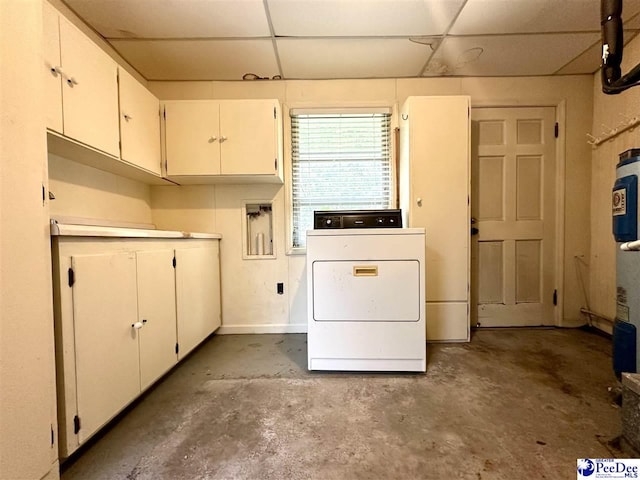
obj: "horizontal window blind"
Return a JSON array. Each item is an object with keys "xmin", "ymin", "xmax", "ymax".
[{"xmin": 291, "ymin": 112, "xmax": 392, "ymax": 248}]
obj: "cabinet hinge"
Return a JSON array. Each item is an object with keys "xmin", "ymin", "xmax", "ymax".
[
  {"xmin": 553, "ymin": 289, "xmax": 558, "ymax": 306},
  {"xmin": 68, "ymin": 267, "xmax": 75, "ymax": 287},
  {"xmin": 42, "ymin": 184, "xmax": 46, "ymax": 204},
  {"xmin": 554, "ymin": 122, "xmax": 559, "ymax": 138},
  {"xmin": 163, "ymin": 107, "xmax": 166, "ymax": 120},
  {"xmin": 175, "ymin": 343, "xmax": 179, "ymax": 354},
  {"xmin": 274, "ymin": 107, "xmax": 276, "ymax": 119},
  {"xmin": 274, "ymin": 158, "xmax": 278, "ymax": 171},
  {"xmin": 73, "ymin": 415, "xmax": 80, "ymax": 434},
  {"xmin": 172, "ymin": 256, "xmax": 176, "ymax": 268}
]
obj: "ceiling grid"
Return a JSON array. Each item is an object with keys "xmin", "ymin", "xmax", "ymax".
[{"xmin": 62, "ymin": 0, "xmax": 640, "ymax": 81}]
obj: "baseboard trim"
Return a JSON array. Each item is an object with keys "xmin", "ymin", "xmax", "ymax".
[{"xmin": 217, "ymin": 324, "xmax": 307, "ymax": 334}]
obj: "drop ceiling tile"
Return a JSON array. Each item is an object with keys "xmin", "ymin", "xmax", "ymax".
[
  {"xmin": 450, "ymin": 0, "xmax": 602, "ymax": 34},
  {"xmin": 110, "ymin": 39, "xmax": 280, "ymax": 80},
  {"xmin": 556, "ymin": 30, "xmax": 640, "ymax": 75},
  {"xmin": 425, "ymin": 33, "xmax": 600, "ymax": 76},
  {"xmin": 554, "ymin": 41, "xmax": 600, "ymax": 75},
  {"xmin": 626, "ymin": 12, "xmax": 640, "ymax": 30},
  {"xmin": 277, "ymin": 38, "xmax": 433, "ymax": 79},
  {"xmin": 65, "ymin": 0, "xmax": 271, "ymax": 38},
  {"xmin": 267, "ymin": 0, "xmax": 465, "ymax": 36}
]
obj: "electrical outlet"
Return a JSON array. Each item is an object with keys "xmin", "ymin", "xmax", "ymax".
[{"xmin": 277, "ymin": 282, "xmax": 284, "ymax": 295}]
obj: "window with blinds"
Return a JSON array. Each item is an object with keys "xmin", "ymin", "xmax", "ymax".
[{"xmin": 290, "ymin": 110, "xmax": 393, "ymax": 248}]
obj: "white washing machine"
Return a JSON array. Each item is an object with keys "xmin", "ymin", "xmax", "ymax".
[{"xmin": 306, "ymin": 212, "xmax": 426, "ymax": 372}]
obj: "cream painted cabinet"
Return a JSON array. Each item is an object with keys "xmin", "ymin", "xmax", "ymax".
[
  {"xmin": 219, "ymin": 100, "xmax": 281, "ymax": 175},
  {"xmin": 165, "ymin": 101, "xmax": 220, "ymax": 175},
  {"xmin": 136, "ymin": 250, "xmax": 178, "ymax": 390},
  {"xmin": 52, "ymin": 235, "xmax": 221, "ymax": 458},
  {"xmin": 43, "ymin": 0, "xmax": 63, "ymax": 132},
  {"xmin": 43, "ymin": 9, "xmax": 120, "ymax": 157},
  {"xmin": 118, "ymin": 68, "xmax": 162, "ymax": 175},
  {"xmin": 163, "ymin": 99, "xmax": 283, "ymax": 183},
  {"xmin": 60, "ymin": 249, "xmax": 178, "ymax": 452},
  {"xmin": 399, "ymin": 96, "xmax": 471, "ymax": 342},
  {"xmin": 71, "ymin": 252, "xmax": 140, "ymax": 445},
  {"xmin": 175, "ymin": 244, "xmax": 221, "ymax": 359}
]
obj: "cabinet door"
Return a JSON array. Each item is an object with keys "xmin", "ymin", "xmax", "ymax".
[
  {"xmin": 59, "ymin": 17, "xmax": 119, "ymax": 157},
  {"xmin": 43, "ymin": 1, "xmax": 63, "ymax": 133},
  {"xmin": 165, "ymin": 101, "xmax": 220, "ymax": 175},
  {"xmin": 175, "ymin": 244, "xmax": 221, "ymax": 358},
  {"xmin": 219, "ymin": 100, "xmax": 279, "ymax": 175},
  {"xmin": 71, "ymin": 253, "xmax": 139, "ymax": 444},
  {"xmin": 136, "ymin": 250, "xmax": 177, "ymax": 390},
  {"xmin": 408, "ymin": 96, "xmax": 470, "ymax": 303},
  {"xmin": 119, "ymin": 68, "xmax": 161, "ymax": 175}
]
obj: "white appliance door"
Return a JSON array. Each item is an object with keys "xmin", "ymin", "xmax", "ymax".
[{"xmin": 312, "ymin": 260, "xmax": 420, "ymax": 321}]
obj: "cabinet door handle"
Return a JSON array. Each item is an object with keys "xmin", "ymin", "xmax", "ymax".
[
  {"xmin": 50, "ymin": 65, "xmax": 64, "ymax": 77},
  {"xmin": 416, "ymin": 197, "xmax": 422, "ymax": 206},
  {"xmin": 66, "ymin": 77, "xmax": 78, "ymax": 87},
  {"xmin": 123, "ymin": 114, "xmax": 133, "ymax": 121},
  {"xmin": 208, "ymin": 136, "xmax": 217, "ymax": 143},
  {"xmin": 219, "ymin": 136, "xmax": 227, "ymax": 143},
  {"xmin": 132, "ymin": 322, "xmax": 143, "ymax": 330}
]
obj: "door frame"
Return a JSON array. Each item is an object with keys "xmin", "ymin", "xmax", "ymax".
[{"xmin": 470, "ymin": 99, "xmax": 566, "ymax": 327}]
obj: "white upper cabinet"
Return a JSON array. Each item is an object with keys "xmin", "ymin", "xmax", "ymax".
[
  {"xmin": 165, "ymin": 100, "xmax": 221, "ymax": 176},
  {"xmin": 163, "ymin": 99, "xmax": 283, "ymax": 184},
  {"xmin": 59, "ymin": 15, "xmax": 120, "ymax": 157},
  {"xmin": 219, "ymin": 100, "xmax": 280, "ymax": 175},
  {"xmin": 43, "ymin": 1, "xmax": 63, "ymax": 133},
  {"xmin": 118, "ymin": 68, "xmax": 161, "ymax": 175}
]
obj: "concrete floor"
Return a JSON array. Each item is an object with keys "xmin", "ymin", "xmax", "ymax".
[{"xmin": 61, "ymin": 328, "xmax": 621, "ymax": 480}]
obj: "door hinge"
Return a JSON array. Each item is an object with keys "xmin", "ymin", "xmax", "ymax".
[
  {"xmin": 73, "ymin": 415, "xmax": 80, "ymax": 434},
  {"xmin": 172, "ymin": 256, "xmax": 176, "ymax": 268},
  {"xmin": 554, "ymin": 122, "xmax": 559, "ymax": 138},
  {"xmin": 42, "ymin": 184, "xmax": 46, "ymax": 204},
  {"xmin": 51, "ymin": 425, "xmax": 55, "ymax": 446},
  {"xmin": 68, "ymin": 267, "xmax": 75, "ymax": 287},
  {"xmin": 553, "ymin": 289, "xmax": 558, "ymax": 306},
  {"xmin": 163, "ymin": 107, "xmax": 166, "ymax": 120},
  {"xmin": 274, "ymin": 107, "xmax": 276, "ymax": 119},
  {"xmin": 175, "ymin": 343, "xmax": 179, "ymax": 354}
]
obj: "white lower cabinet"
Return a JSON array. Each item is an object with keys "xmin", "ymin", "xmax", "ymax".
[
  {"xmin": 52, "ymin": 236, "xmax": 221, "ymax": 458},
  {"xmin": 136, "ymin": 250, "xmax": 178, "ymax": 390},
  {"xmin": 176, "ymin": 245, "xmax": 221, "ymax": 359},
  {"xmin": 71, "ymin": 252, "xmax": 140, "ymax": 445}
]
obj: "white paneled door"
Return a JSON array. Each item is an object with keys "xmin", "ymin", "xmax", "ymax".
[{"xmin": 471, "ymin": 107, "xmax": 557, "ymax": 327}]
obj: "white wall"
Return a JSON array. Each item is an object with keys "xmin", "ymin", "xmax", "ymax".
[
  {"xmin": 48, "ymin": 154, "xmax": 153, "ymax": 226},
  {"xmin": 150, "ymin": 75, "xmax": 594, "ymax": 331},
  {"xmin": 0, "ymin": 1, "xmax": 59, "ymax": 478},
  {"xmin": 590, "ymin": 34, "xmax": 640, "ymax": 333}
]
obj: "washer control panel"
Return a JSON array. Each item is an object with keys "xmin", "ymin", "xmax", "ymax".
[{"xmin": 314, "ymin": 209, "xmax": 402, "ymax": 229}]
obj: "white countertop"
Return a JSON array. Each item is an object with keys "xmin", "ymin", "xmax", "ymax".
[{"xmin": 50, "ymin": 221, "xmax": 222, "ymax": 239}]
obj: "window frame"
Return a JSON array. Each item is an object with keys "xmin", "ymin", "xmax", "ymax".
[{"xmin": 284, "ymin": 104, "xmax": 399, "ymax": 254}]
